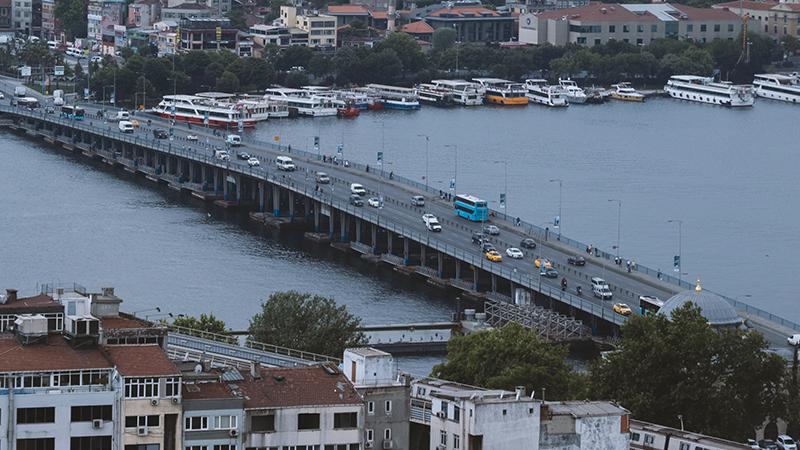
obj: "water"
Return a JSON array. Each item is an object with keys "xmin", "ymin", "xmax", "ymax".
[{"xmin": 1, "ymin": 98, "xmax": 798, "ymax": 377}]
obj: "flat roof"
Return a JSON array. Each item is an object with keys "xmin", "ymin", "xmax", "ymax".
[
  {"xmin": 103, "ymin": 344, "xmax": 179, "ymax": 377},
  {"xmin": 346, "ymin": 347, "xmax": 391, "ymax": 357},
  {"xmin": 545, "ymin": 400, "xmax": 629, "ymax": 417}
]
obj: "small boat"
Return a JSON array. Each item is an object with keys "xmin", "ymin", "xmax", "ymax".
[
  {"xmin": 524, "ymin": 79, "xmax": 568, "ymax": 107},
  {"xmin": 337, "ymin": 105, "xmax": 360, "ymax": 118},
  {"xmin": 381, "ymin": 98, "xmax": 420, "ymax": 110},
  {"xmin": 610, "ymin": 83, "xmax": 645, "ymax": 102},
  {"xmin": 558, "ymin": 78, "xmax": 588, "ymax": 104},
  {"xmin": 366, "ymin": 84, "xmax": 421, "ymax": 110},
  {"xmin": 664, "ymin": 75, "xmax": 754, "ymax": 107},
  {"xmin": 417, "ymin": 83, "xmax": 454, "ymax": 106},
  {"xmin": 472, "ymin": 78, "xmax": 528, "ymax": 106},
  {"xmin": 430, "ymin": 79, "xmax": 483, "ymax": 106}
]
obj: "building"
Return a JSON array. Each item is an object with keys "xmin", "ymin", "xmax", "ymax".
[
  {"xmin": 128, "ymin": 0, "xmax": 161, "ymax": 28},
  {"xmin": 630, "ymin": 420, "xmax": 753, "ymax": 449},
  {"xmin": 402, "ymin": 20, "xmax": 435, "ymax": 41},
  {"xmin": 411, "ymin": 2, "xmax": 516, "ymax": 43},
  {"xmin": 0, "ymin": 288, "xmax": 63, "ymax": 333},
  {"xmin": 410, "ymin": 378, "xmax": 541, "ymax": 450},
  {"xmin": 325, "ymin": 4, "xmax": 372, "ymax": 27},
  {"xmin": 0, "ymin": 0, "xmax": 10, "ymax": 30},
  {"xmin": 249, "ymin": 24, "xmax": 291, "ymax": 46},
  {"xmin": 180, "ymin": 365, "xmax": 245, "ymax": 450},
  {"xmin": 87, "ymin": 0, "xmax": 127, "ymax": 44},
  {"xmin": 539, "ymin": 401, "xmax": 630, "ymax": 450},
  {"xmin": 177, "ymin": 17, "xmax": 241, "ymax": 52},
  {"xmin": 343, "ymin": 348, "xmax": 411, "ymax": 450},
  {"xmin": 166, "ymin": 0, "xmax": 231, "ymax": 17},
  {"xmin": 40, "ymin": 0, "xmax": 59, "ymax": 41},
  {"xmin": 10, "ymin": 0, "xmax": 40, "ymax": 34},
  {"xmin": 714, "ymin": 0, "xmax": 800, "ymax": 41},
  {"xmin": 657, "ymin": 280, "xmax": 743, "ymax": 328},
  {"xmin": 239, "ymin": 364, "xmax": 364, "ymax": 449},
  {"xmin": 161, "ymin": 3, "xmax": 215, "ymax": 21},
  {"xmin": 519, "ymin": 2, "xmax": 741, "ymax": 47},
  {"xmin": 279, "ymin": 6, "xmax": 337, "ymax": 47}
]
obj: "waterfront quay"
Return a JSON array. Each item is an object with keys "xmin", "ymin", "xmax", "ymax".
[{"xmin": 1, "ymin": 103, "xmax": 798, "ymax": 347}]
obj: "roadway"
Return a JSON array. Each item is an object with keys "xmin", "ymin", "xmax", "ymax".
[{"xmin": 1, "ymin": 76, "xmax": 795, "ymax": 353}]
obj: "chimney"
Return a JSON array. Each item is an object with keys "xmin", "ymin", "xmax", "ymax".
[
  {"xmin": 57, "ymin": 287, "xmax": 64, "ymax": 297},
  {"xmin": 5, "ymin": 289, "xmax": 17, "ymax": 303},
  {"xmin": 250, "ymin": 361, "xmax": 262, "ymax": 379},
  {"xmin": 515, "ymin": 386, "xmax": 526, "ymax": 400}
]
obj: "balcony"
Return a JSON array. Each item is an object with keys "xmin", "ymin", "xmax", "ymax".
[{"xmin": 410, "ymin": 398, "xmax": 431, "ymax": 424}]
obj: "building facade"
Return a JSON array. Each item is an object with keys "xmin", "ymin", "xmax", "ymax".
[
  {"xmin": 87, "ymin": 0, "xmax": 127, "ymax": 44},
  {"xmin": 166, "ymin": 0, "xmax": 231, "ymax": 17},
  {"xmin": 411, "ymin": 2, "xmax": 516, "ymax": 43},
  {"xmin": 181, "ymin": 369, "xmax": 245, "ymax": 450},
  {"xmin": 539, "ymin": 401, "xmax": 630, "ymax": 450},
  {"xmin": 714, "ymin": 0, "xmax": 800, "ymax": 41},
  {"xmin": 279, "ymin": 6, "xmax": 337, "ymax": 47},
  {"xmin": 520, "ymin": 2, "xmax": 741, "ymax": 47},
  {"xmin": 128, "ymin": 0, "xmax": 161, "ymax": 29}
]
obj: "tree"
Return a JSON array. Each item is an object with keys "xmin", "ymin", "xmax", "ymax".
[
  {"xmin": 227, "ymin": 7, "xmax": 249, "ymax": 31},
  {"xmin": 432, "ymin": 322, "xmax": 584, "ymax": 400},
  {"xmin": 432, "ymin": 27, "xmax": 457, "ymax": 52},
  {"xmin": 590, "ymin": 304, "xmax": 786, "ymax": 442},
  {"xmin": 171, "ymin": 313, "xmax": 235, "ymax": 344},
  {"xmin": 216, "ymin": 70, "xmax": 241, "ymax": 92},
  {"xmin": 284, "ymin": 70, "xmax": 309, "ymax": 88},
  {"xmin": 277, "ymin": 45, "xmax": 313, "ymax": 71},
  {"xmin": 248, "ymin": 291, "xmax": 367, "ymax": 358},
  {"xmin": 377, "ymin": 32, "xmax": 426, "ymax": 75},
  {"xmin": 54, "ymin": 0, "xmax": 87, "ymax": 40}
]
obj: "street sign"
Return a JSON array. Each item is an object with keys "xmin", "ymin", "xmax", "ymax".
[
  {"xmin": 499, "ymin": 193, "xmax": 506, "ymax": 207},
  {"xmin": 673, "ymin": 255, "xmax": 681, "ymax": 272},
  {"xmin": 20, "ymin": 66, "xmax": 31, "ymax": 77},
  {"xmin": 54, "ymin": 65, "xmax": 64, "ymax": 76},
  {"xmin": 215, "ymin": 27, "xmax": 222, "ymax": 41},
  {"xmin": 175, "ymin": 28, "xmax": 181, "ymax": 47},
  {"xmin": 377, "ymin": 151, "xmax": 383, "ymax": 162}
]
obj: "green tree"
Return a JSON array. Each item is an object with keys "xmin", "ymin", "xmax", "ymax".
[
  {"xmin": 307, "ymin": 54, "xmax": 332, "ymax": 78},
  {"xmin": 216, "ymin": 70, "xmax": 241, "ymax": 92},
  {"xmin": 227, "ymin": 7, "xmax": 249, "ymax": 31},
  {"xmin": 377, "ymin": 32, "xmax": 426, "ymax": 75},
  {"xmin": 432, "ymin": 322, "xmax": 584, "ymax": 400},
  {"xmin": 284, "ymin": 70, "xmax": 310, "ymax": 88},
  {"xmin": 54, "ymin": 0, "xmax": 88, "ymax": 40},
  {"xmin": 171, "ymin": 313, "xmax": 236, "ymax": 344},
  {"xmin": 590, "ymin": 304, "xmax": 786, "ymax": 442},
  {"xmin": 432, "ymin": 27, "xmax": 457, "ymax": 52},
  {"xmin": 248, "ymin": 291, "xmax": 367, "ymax": 358},
  {"xmin": 361, "ymin": 49, "xmax": 403, "ymax": 84},
  {"xmin": 277, "ymin": 45, "xmax": 313, "ymax": 71}
]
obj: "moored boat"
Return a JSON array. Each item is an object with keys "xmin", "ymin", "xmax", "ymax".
[
  {"xmin": 152, "ymin": 95, "xmax": 257, "ymax": 128},
  {"xmin": 417, "ymin": 83, "xmax": 454, "ymax": 106},
  {"xmin": 365, "ymin": 84, "xmax": 421, "ymax": 110},
  {"xmin": 430, "ymin": 79, "xmax": 483, "ymax": 106},
  {"xmin": 472, "ymin": 78, "xmax": 528, "ymax": 105},
  {"xmin": 558, "ymin": 78, "xmax": 588, "ymax": 104},
  {"xmin": 610, "ymin": 83, "xmax": 645, "ymax": 102},
  {"xmin": 752, "ymin": 73, "xmax": 800, "ymax": 103},
  {"xmin": 524, "ymin": 79, "xmax": 568, "ymax": 107},
  {"xmin": 664, "ymin": 75, "xmax": 754, "ymax": 107}
]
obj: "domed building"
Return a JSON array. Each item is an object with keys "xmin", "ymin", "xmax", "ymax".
[{"xmin": 658, "ymin": 280, "xmax": 742, "ymax": 327}]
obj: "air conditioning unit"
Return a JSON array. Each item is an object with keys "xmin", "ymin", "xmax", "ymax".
[
  {"xmin": 436, "ymin": 445, "xmax": 447, "ymax": 450},
  {"xmin": 137, "ymin": 426, "xmax": 149, "ymax": 436},
  {"xmin": 171, "ymin": 397, "xmax": 180, "ymax": 404},
  {"xmin": 365, "ymin": 442, "xmax": 374, "ymax": 449},
  {"xmin": 92, "ymin": 419, "xmax": 103, "ymax": 429},
  {"xmin": 382, "ymin": 440, "xmax": 394, "ymax": 449},
  {"xmin": 228, "ymin": 429, "xmax": 238, "ymax": 437},
  {"xmin": 436, "ymin": 411, "xmax": 446, "ymax": 418},
  {"xmin": 150, "ymin": 399, "xmax": 159, "ymax": 406}
]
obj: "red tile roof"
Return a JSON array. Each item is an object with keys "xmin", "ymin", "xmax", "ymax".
[
  {"xmin": 428, "ymin": 5, "xmax": 501, "ymax": 17},
  {"xmin": 538, "ymin": 3, "xmax": 658, "ymax": 22},
  {"xmin": 402, "ymin": 20, "xmax": 434, "ymax": 33},
  {"xmin": 0, "ymin": 335, "xmax": 112, "ymax": 373},
  {"xmin": 713, "ymin": 0, "xmax": 778, "ymax": 11},
  {"xmin": 100, "ymin": 316, "xmax": 152, "ymax": 330},
  {"xmin": 670, "ymin": 3, "xmax": 741, "ymax": 20},
  {"xmin": 327, "ymin": 4, "xmax": 370, "ymax": 15},
  {"xmin": 239, "ymin": 365, "xmax": 362, "ymax": 409},
  {"xmin": 0, "ymin": 293, "xmax": 63, "ymax": 313},
  {"xmin": 182, "ymin": 381, "xmax": 240, "ymax": 401},
  {"xmin": 371, "ymin": 10, "xmax": 388, "ymax": 19},
  {"xmin": 103, "ymin": 344, "xmax": 179, "ymax": 377}
]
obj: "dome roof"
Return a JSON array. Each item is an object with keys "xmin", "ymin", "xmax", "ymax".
[{"xmin": 658, "ymin": 280, "xmax": 741, "ymax": 327}]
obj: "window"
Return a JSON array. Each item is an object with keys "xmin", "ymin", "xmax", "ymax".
[
  {"xmin": 213, "ymin": 446, "xmax": 236, "ymax": 450},
  {"xmin": 623, "ymin": 25, "xmax": 630, "ymax": 32},
  {"xmin": 631, "ymin": 432, "xmax": 641, "ymax": 441},
  {"xmin": 687, "ymin": 24, "xmax": 693, "ymax": 32},
  {"xmin": 251, "ymin": 415, "xmax": 275, "ymax": 432},
  {"xmin": 124, "ymin": 446, "xmax": 159, "ymax": 450},
  {"xmin": 124, "ymin": 378, "xmax": 159, "ymax": 399},
  {"xmin": 17, "ymin": 407, "xmax": 55, "ymax": 424},
  {"xmin": 700, "ymin": 24, "xmax": 707, "ymax": 32},
  {"xmin": 185, "ymin": 416, "xmax": 209, "ymax": 431},
  {"xmin": 595, "ymin": 39, "xmax": 601, "ymax": 46},
  {"xmin": 577, "ymin": 36, "xmax": 587, "ymax": 44},
  {"xmin": 637, "ymin": 25, "xmax": 644, "ymax": 32},
  {"xmin": 368, "ymin": 401, "xmax": 374, "ymax": 415},
  {"xmin": 366, "ymin": 429, "xmax": 374, "ymax": 442},
  {"xmin": 728, "ymin": 24, "xmax": 734, "ymax": 32},
  {"xmin": 454, "ymin": 434, "xmax": 461, "ymax": 449},
  {"xmin": 651, "ymin": 24, "xmax": 657, "ymax": 32},
  {"xmin": 297, "ymin": 413, "xmax": 320, "ymax": 430},
  {"xmin": 713, "ymin": 23, "xmax": 720, "ymax": 32},
  {"xmin": 384, "ymin": 428, "xmax": 392, "ymax": 440},
  {"xmin": 441, "ymin": 401, "xmax": 449, "ymax": 418},
  {"xmin": 164, "ymin": 377, "xmax": 180, "ymax": 397},
  {"xmin": 70, "ymin": 436, "xmax": 112, "ymax": 450},
  {"xmin": 636, "ymin": 38, "xmax": 643, "ymax": 45},
  {"xmin": 214, "ymin": 415, "xmax": 237, "ymax": 430},
  {"xmin": 17, "ymin": 439, "xmax": 55, "ymax": 450},
  {"xmin": 679, "ymin": 443, "xmax": 690, "ymax": 450},
  {"xmin": 385, "ymin": 400, "xmax": 392, "ymax": 414},
  {"xmin": 440, "ymin": 430, "xmax": 447, "ymax": 446},
  {"xmin": 125, "ymin": 415, "xmax": 160, "ymax": 428},
  {"xmin": 644, "ymin": 434, "xmax": 655, "ymax": 444},
  {"xmin": 334, "ymin": 412, "xmax": 358, "ymax": 429},
  {"xmin": 185, "ymin": 447, "xmax": 207, "ymax": 450},
  {"xmin": 453, "ymin": 405, "xmax": 461, "ymax": 423},
  {"xmin": 609, "ymin": 25, "xmax": 616, "ymax": 32},
  {"xmin": 71, "ymin": 405, "xmax": 112, "ymax": 422}
]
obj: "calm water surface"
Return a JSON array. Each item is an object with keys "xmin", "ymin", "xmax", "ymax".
[{"xmin": 1, "ymin": 97, "xmax": 798, "ymax": 376}]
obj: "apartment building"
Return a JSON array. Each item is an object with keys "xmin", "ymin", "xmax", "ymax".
[
  {"xmin": 539, "ymin": 401, "xmax": 630, "ymax": 449},
  {"xmin": 0, "ymin": 288, "xmax": 63, "ymax": 333},
  {"xmin": 10, "ymin": 0, "xmax": 39, "ymax": 35},
  {"xmin": 248, "ymin": 24, "xmax": 291, "ymax": 47},
  {"xmin": 410, "ymin": 2, "xmax": 516, "ymax": 43},
  {"xmin": 165, "ymin": 0, "xmax": 231, "ymax": 17},
  {"xmin": 343, "ymin": 348, "xmax": 411, "ymax": 450},
  {"xmin": 279, "ymin": 6, "xmax": 337, "ymax": 47},
  {"xmin": 0, "ymin": 0, "xmax": 11, "ymax": 30},
  {"xmin": 239, "ymin": 364, "xmax": 364, "ymax": 450},
  {"xmin": 180, "ymin": 366, "xmax": 244, "ymax": 450},
  {"xmin": 519, "ymin": 2, "xmax": 741, "ymax": 46},
  {"xmin": 87, "ymin": 0, "xmax": 127, "ymax": 43},
  {"xmin": 714, "ymin": 0, "xmax": 800, "ymax": 40},
  {"xmin": 40, "ymin": 0, "xmax": 58, "ymax": 41},
  {"xmin": 128, "ymin": 0, "xmax": 161, "ymax": 28}
]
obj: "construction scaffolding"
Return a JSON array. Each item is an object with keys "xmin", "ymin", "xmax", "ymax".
[{"xmin": 484, "ymin": 300, "xmax": 590, "ymax": 341}]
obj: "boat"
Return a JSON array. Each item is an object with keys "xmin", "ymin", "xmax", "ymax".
[
  {"xmin": 195, "ymin": 91, "xmax": 288, "ymax": 120},
  {"xmin": 430, "ymin": 79, "xmax": 483, "ymax": 106},
  {"xmin": 417, "ymin": 83, "xmax": 454, "ymax": 106},
  {"xmin": 558, "ymin": 78, "xmax": 588, "ymax": 104},
  {"xmin": 337, "ymin": 90, "xmax": 373, "ymax": 110},
  {"xmin": 365, "ymin": 84, "xmax": 420, "ymax": 110},
  {"xmin": 472, "ymin": 78, "xmax": 528, "ymax": 105},
  {"xmin": 152, "ymin": 95, "xmax": 257, "ymax": 128},
  {"xmin": 664, "ymin": 75, "xmax": 754, "ymax": 107},
  {"xmin": 263, "ymin": 88, "xmax": 338, "ymax": 117},
  {"xmin": 610, "ymin": 83, "xmax": 645, "ymax": 102},
  {"xmin": 337, "ymin": 103, "xmax": 360, "ymax": 118},
  {"xmin": 752, "ymin": 73, "xmax": 800, "ymax": 103},
  {"xmin": 524, "ymin": 79, "xmax": 568, "ymax": 107}
]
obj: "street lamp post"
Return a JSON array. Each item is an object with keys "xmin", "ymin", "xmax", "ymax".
[
  {"xmin": 549, "ymin": 178, "xmax": 562, "ymax": 238},
  {"xmin": 445, "ymin": 144, "xmax": 458, "ymax": 194},
  {"xmin": 493, "ymin": 160, "xmax": 508, "ymax": 220},
  {"xmin": 668, "ymin": 219, "xmax": 683, "ymax": 283},
  {"xmin": 608, "ymin": 199, "xmax": 622, "ymax": 258},
  {"xmin": 417, "ymin": 134, "xmax": 430, "ymax": 191}
]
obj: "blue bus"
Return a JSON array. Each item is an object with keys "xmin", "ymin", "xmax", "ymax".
[
  {"xmin": 61, "ymin": 105, "xmax": 85, "ymax": 120},
  {"xmin": 454, "ymin": 195, "xmax": 489, "ymax": 221}
]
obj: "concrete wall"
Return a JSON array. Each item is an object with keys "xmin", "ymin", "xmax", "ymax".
[
  {"xmin": 246, "ymin": 405, "xmax": 364, "ymax": 448},
  {"xmin": 363, "ymin": 386, "xmax": 410, "ymax": 450},
  {"xmin": 182, "ymin": 405, "xmax": 244, "ymax": 449},
  {"xmin": 343, "ymin": 350, "xmax": 395, "ymax": 386},
  {"xmin": 120, "ymin": 396, "xmax": 182, "ymax": 448}
]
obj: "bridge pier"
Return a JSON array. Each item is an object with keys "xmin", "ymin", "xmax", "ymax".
[
  {"xmin": 387, "ymin": 232, "xmax": 393, "ymax": 254},
  {"xmin": 371, "ymin": 225, "xmax": 378, "ymax": 253},
  {"xmin": 288, "ymin": 191, "xmax": 295, "ymax": 218},
  {"xmin": 272, "ymin": 185, "xmax": 280, "ymax": 216},
  {"xmin": 313, "ymin": 202, "xmax": 320, "ymax": 231},
  {"xmin": 437, "ymin": 252, "xmax": 444, "ymax": 277},
  {"xmin": 472, "ymin": 266, "xmax": 479, "ymax": 291},
  {"xmin": 339, "ymin": 214, "xmax": 347, "ymax": 241},
  {"xmin": 328, "ymin": 208, "xmax": 335, "ymax": 237},
  {"xmin": 403, "ymin": 238, "xmax": 410, "ymax": 265},
  {"xmin": 235, "ymin": 174, "xmax": 242, "ymax": 202},
  {"xmin": 355, "ymin": 218, "xmax": 362, "ymax": 242},
  {"xmin": 455, "ymin": 261, "xmax": 461, "ymax": 280},
  {"xmin": 491, "ymin": 273, "xmax": 497, "ymax": 293},
  {"xmin": 420, "ymin": 245, "xmax": 427, "ymax": 267}
]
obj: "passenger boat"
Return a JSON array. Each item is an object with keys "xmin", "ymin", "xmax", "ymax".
[
  {"xmin": 337, "ymin": 90, "xmax": 373, "ymax": 110},
  {"xmin": 524, "ymin": 79, "xmax": 568, "ymax": 107},
  {"xmin": 196, "ymin": 91, "xmax": 287, "ymax": 120},
  {"xmin": 337, "ymin": 102, "xmax": 360, "ymax": 118},
  {"xmin": 558, "ymin": 78, "xmax": 588, "ymax": 104},
  {"xmin": 610, "ymin": 83, "xmax": 645, "ymax": 102},
  {"xmin": 430, "ymin": 79, "xmax": 483, "ymax": 106},
  {"xmin": 417, "ymin": 83, "xmax": 454, "ymax": 106},
  {"xmin": 263, "ymin": 88, "xmax": 338, "ymax": 117},
  {"xmin": 152, "ymin": 95, "xmax": 257, "ymax": 128},
  {"xmin": 752, "ymin": 73, "xmax": 800, "ymax": 103},
  {"xmin": 365, "ymin": 84, "xmax": 420, "ymax": 110},
  {"xmin": 472, "ymin": 78, "xmax": 528, "ymax": 105},
  {"xmin": 664, "ymin": 75, "xmax": 754, "ymax": 107}
]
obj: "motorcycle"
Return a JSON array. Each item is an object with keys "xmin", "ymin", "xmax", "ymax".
[
  {"xmin": 576, "ymin": 286, "xmax": 582, "ymax": 296},
  {"xmin": 561, "ymin": 278, "xmax": 568, "ymax": 291}
]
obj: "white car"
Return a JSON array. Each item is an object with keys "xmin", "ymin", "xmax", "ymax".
[
  {"xmin": 777, "ymin": 435, "xmax": 797, "ymax": 450},
  {"xmin": 186, "ymin": 134, "xmax": 198, "ymax": 142},
  {"xmin": 368, "ymin": 197, "xmax": 382, "ymax": 208},
  {"xmin": 789, "ymin": 334, "xmax": 800, "ymax": 347},
  {"xmin": 422, "ymin": 214, "xmax": 442, "ymax": 232},
  {"xmin": 0, "ymin": 92, "xmax": 4, "ymax": 99},
  {"xmin": 350, "ymin": 183, "xmax": 366, "ymax": 196},
  {"xmin": 505, "ymin": 247, "xmax": 524, "ymax": 259},
  {"xmin": 247, "ymin": 157, "xmax": 260, "ymax": 167}
]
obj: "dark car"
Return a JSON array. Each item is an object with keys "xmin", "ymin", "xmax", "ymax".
[
  {"xmin": 481, "ymin": 242, "xmax": 496, "ymax": 253},
  {"xmin": 520, "ymin": 238, "xmax": 537, "ymax": 249},
  {"xmin": 759, "ymin": 440, "xmax": 779, "ymax": 450},
  {"xmin": 540, "ymin": 267, "xmax": 559, "ymax": 278},
  {"xmin": 349, "ymin": 194, "xmax": 364, "ymax": 207},
  {"xmin": 152, "ymin": 128, "xmax": 168, "ymax": 139},
  {"xmin": 472, "ymin": 232, "xmax": 486, "ymax": 245},
  {"xmin": 568, "ymin": 256, "xmax": 586, "ymax": 266},
  {"xmin": 237, "ymin": 151, "xmax": 251, "ymax": 160}
]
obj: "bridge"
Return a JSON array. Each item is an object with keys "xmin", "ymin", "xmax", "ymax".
[{"xmin": 1, "ymin": 84, "xmax": 797, "ymax": 350}]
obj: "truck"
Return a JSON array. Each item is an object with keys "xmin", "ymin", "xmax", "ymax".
[
  {"xmin": 52, "ymin": 89, "xmax": 64, "ymax": 106},
  {"xmin": 14, "ymin": 86, "xmax": 27, "ymax": 97}
]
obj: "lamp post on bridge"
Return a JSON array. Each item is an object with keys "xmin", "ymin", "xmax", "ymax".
[
  {"xmin": 445, "ymin": 144, "xmax": 458, "ymax": 194},
  {"xmin": 549, "ymin": 178, "xmax": 562, "ymax": 239},
  {"xmin": 667, "ymin": 219, "xmax": 683, "ymax": 284},
  {"xmin": 608, "ymin": 199, "xmax": 622, "ymax": 259},
  {"xmin": 417, "ymin": 133, "xmax": 430, "ymax": 192},
  {"xmin": 493, "ymin": 160, "xmax": 508, "ymax": 220}
]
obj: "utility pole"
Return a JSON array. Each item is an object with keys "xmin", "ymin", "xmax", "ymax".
[
  {"xmin": 418, "ymin": 134, "xmax": 430, "ymax": 191},
  {"xmin": 668, "ymin": 219, "xmax": 683, "ymax": 283},
  {"xmin": 608, "ymin": 199, "xmax": 622, "ymax": 258},
  {"xmin": 549, "ymin": 178, "xmax": 563, "ymax": 238}
]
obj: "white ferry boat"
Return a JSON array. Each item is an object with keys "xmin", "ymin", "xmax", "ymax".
[
  {"xmin": 558, "ymin": 78, "xmax": 587, "ymax": 104},
  {"xmin": 337, "ymin": 90, "xmax": 373, "ymax": 110},
  {"xmin": 195, "ymin": 92, "xmax": 283, "ymax": 121},
  {"xmin": 152, "ymin": 95, "xmax": 257, "ymax": 128},
  {"xmin": 664, "ymin": 75, "xmax": 754, "ymax": 107},
  {"xmin": 263, "ymin": 88, "xmax": 338, "ymax": 117},
  {"xmin": 610, "ymin": 83, "xmax": 645, "ymax": 102},
  {"xmin": 752, "ymin": 73, "xmax": 800, "ymax": 103},
  {"xmin": 365, "ymin": 84, "xmax": 420, "ymax": 110},
  {"xmin": 524, "ymin": 79, "xmax": 568, "ymax": 107},
  {"xmin": 472, "ymin": 78, "xmax": 528, "ymax": 105},
  {"xmin": 430, "ymin": 79, "xmax": 483, "ymax": 106},
  {"xmin": 417, "ymin": 83, "xmax": 453, "ymax": 106}
]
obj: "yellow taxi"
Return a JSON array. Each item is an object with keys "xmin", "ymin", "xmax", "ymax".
[
  {"xmin": 534, "ymin": 258, "xmax": 553, "ymax": 269},
  {"xmin": 613, "ymin": 303, "xmax": 632, "ymax": 316},
  {"xmin": 485, "ymin": 249, "xmax": 503, "ymax": 262}
]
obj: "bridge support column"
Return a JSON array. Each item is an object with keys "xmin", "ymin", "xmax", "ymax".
[
  {"xmin": 288, "ymin": 191, "xmax": 295, "ymax": 218},
  {"xmin": 355, "ymin": 218, "xmax": 362, "ymax": 243},
  {"xmin": 313, "ymin": 202, "xmax": 320, "ymax": 231},
  {"xmin": 235, "ymin": 175, "xmax": 242, "ymax": 202},
  {"xmin": 223, "ymin": 172, "xmax": 230, "ymax": 200},
  {"xmin": 304, "ymin": 197, "xmax": 311, "ymax": 219},
  {"xmin": 403, "ymin": 238, "xmax": 410, "ymax": 265},
  {"xmin": 510, "ymin": 280, "xmax": 517, "ymax": 301},
  {"xmin": 420, "ymin": 245, "xmax": 427, "ymax": 267},
  {"xmin": 437, "ymin": 252, "xmax": 444, "ymax": 277},
  {"xmin": 339, "ymin": 214, "xmax": 347, "ymax": 241},
  {"xmin": 328, "ymin": 209, "xmax": 335, "ymax": 237},
  {"xmin": 455, "ymin": 261, "xmax": 461, "ymax": 280},
  {"xmin": 371, "ymin": 225, "xmax": 378, "ymax": 253},
  {"xmin": 387, "ymin": 232, "xmax": 393, "ymax": 254},
  {"xmin": 491, "ymin": 273, "xmax": 497, "ymax": 293},
  {"xmin": 201, "ymin": 165, "xmax": 208, "ymax": 186},
  {"xmin": 472, "ymin": 266, "xmax": 479, "ymax": 291},
  {"xmin": 272, "ymin": 185, "xmax": 280, "ymax": 216}
]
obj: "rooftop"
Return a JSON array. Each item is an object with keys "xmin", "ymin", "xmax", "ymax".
[
  {"xmin": 402, "ymin": 20, "xmax": 435, "ymax": 33},
  {"xmin": 165, "ymin": 2, "xmax": 213, "ymax": 10},
  {"xmin": 669, "ymin": 3, "xmax": 740, "ymax": 20},
  {"xmin": 346, "ymin": 347, "xmax": 391, "ymax": 357},
  {"xmin": 0, "ymin": 334, "xmax": 112, "ymax": 373},
  {"xmin": 544, "ymin": 400, "xmax": 629, "ymax": 418},
  {"xmin": 182, "ymin": 381, "xmax": 242, "ymax": 401},
  {"xmin": 100, "ymin": 314, "xmax": 153, "ymax": 330},
  {"xmin": 326, "ymin": 4, "xmax": 371, "ymax": 15},
  {"xmin": 658, "ymin": 280, "xmax": 742, "ymax": 327},
  {"xmin": 0, "ymin": 292, "xmax": 62, "ymax": 314},
  {"xmin": 632, "ymin": 420, "xmax": 751, "ymax": 449},
  {"xmin": 239, "ymin": 365, "xmax": 362, "ymax": 409},
  {"xmin": 103, "ymin": 344, "xmax": 180, "ymax": 377},
  {"xmin": 537, "ymin": 3, "xmax": 659, "ymax": 22},
  {"xmin": 713, "ymin": 0, "xmax": 778, "ymax": 11}
]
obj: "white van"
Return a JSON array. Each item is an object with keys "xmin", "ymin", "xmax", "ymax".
[
  {"xmin": 66, "ymin": 47, "xmax": 84, "ymax": 58},
  {"xmin": 350, "ymin": 183, "xmax": 367, "ymax": 196},
  {"xmin": 118, "ymin": 121, "xmax": 134, "ymax": 133},
  {"xmin": 591, "ymin": 277, "xmax": 613, "ymax": 300},
  {"xmin": 47, "ymin": 40, "xmax": 59, "ymax": 50},
  {"xmin": 225, "ymin": 134, "xmax": 242, "ymax": 146},
  {"xmin": 108, "ymin": 110, "xmax": 130, "ymax": 122},
  {"xmin": 276, "ymin": 156, "xmax": 296, "ymax": 171}
]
